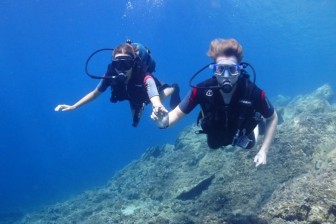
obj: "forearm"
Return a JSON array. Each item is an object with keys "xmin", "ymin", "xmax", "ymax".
[
  {"xmin": 168, "ymin": 106, "xmax": 186, "ymax": 127},
  {"xmin": 73, "ymin": 89, "xmax": 101, "ymax": 109},
  {"xmin": 150, "ymin": 95, "xmax": 163, "ymax": 107},
  {"xmin": 260, "ymin": 111, "xmax": 278, "ymax": 153},
  {"xmin": 145, "ymin": 76, "xmax": 161, "ymax": 104}
]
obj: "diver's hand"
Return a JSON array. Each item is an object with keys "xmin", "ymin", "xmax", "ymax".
[
  {"xmin": 151, "ymin": 105, "xmax": 168, "ymax": 120},
  {"xmin": 151, "ymin": 105, "xmax": 169, "ymax": 128},
  {"xmin": 54, "ymin": 104, "xmax": 76, "ymax": 112},
  {"xmin": 254, "ymin": 149, "xmax": 267, "ymax": 167}
]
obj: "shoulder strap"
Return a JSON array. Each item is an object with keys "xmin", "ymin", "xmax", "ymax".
[{"xmin": 240, "ymin": 70, "xmax": 255, "ymax": 101}]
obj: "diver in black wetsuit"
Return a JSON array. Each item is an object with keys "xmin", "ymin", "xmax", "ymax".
[
  {"xmin": 55, "ymin": 41, "xmax": 181, "ymax": 127},
  {"xmin": 151, "ymin": 38, "xmax": 278, "ymax": 167}
]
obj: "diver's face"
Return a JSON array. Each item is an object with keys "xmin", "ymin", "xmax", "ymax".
[
  {"xmin": 112, "ymin": 53, "xmax": 134, "ymax": 83},
  {"xmin": 214, "ymin": 56, "xmax": 240, "ymax": 93}
]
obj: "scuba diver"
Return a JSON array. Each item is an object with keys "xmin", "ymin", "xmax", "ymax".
[
  {"xmin": 55, "ymin": 40, "xmax": 181, "ymax": 127},
  {"xmin": 151, "ymin": 38, "xmax": 278, "ymax": 167}
]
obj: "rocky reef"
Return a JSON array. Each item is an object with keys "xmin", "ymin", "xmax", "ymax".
[{"xmin": 16, "ymin": 84, "xmax": 336, "ymax": 224}]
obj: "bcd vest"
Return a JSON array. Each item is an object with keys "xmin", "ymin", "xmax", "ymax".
[{"xmin": 197, "ymin": 75, "xmax": 262, "ymax": 146}]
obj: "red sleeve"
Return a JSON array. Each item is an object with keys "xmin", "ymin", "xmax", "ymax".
[
  {"xmin": 143, "ymin": 74, "xmax": 154, "ymax": 85},
  {"xmin": 259, "ymin": 90, "xmax": 275, "ymax": 118}
]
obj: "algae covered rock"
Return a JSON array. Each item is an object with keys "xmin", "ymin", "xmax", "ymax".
[
  {"xmin": 17, "ymin": 84, "xmax": 336, "ymax": 224},
  {"xmin": 258, "ymin": 167, "xmax": 336, "ymax": 223}
]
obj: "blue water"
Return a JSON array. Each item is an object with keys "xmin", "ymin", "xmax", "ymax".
[{"xmin": 0, "ymin": 0, "xmax": 335, "ymax": 215}]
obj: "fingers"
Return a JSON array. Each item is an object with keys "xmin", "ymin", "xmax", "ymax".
[
  {"xmin": 151, "ymin": 105, "xmax": 169, "ymax": 127},
  {"xmin": 255, "ymin": 161, "xmax": 262, "ymax": 167},
  {"xmin": 153, "ymin": 106, "xmax": 160, "ymax": 114},
  {"xmin": 151, "ymin": 107, "xmax": 159, "ymax": 120},
  {"xmin": 254, "ymin": 156, "xmax": 260, "ymax": 167},
  {"xmin": 55, "ymin": 105, "xmax": 64, "ymax": 111},
  {"xmin": 153, "ymin": 105, "xmax": 167, "ymax": 114},
  {"xmin": 150, "ymin": 112, "xmax": 159, "ymax": 120},
  {"xmin": 254, "ymin": 153, "xmax": 266, "ymax": 167},
  {"xmin": 55, "ymin": 104, "xmax": 71, "ymax": 112},
  {"xmin": 152, "ymin": 106, "xmax": 168, "ymax": 118},
  {"xmin": 159, "ymin": 106, "xmax": 168, "ymax": 113},
  {"xmin": 257, "ymin": 161, "xmax": 266, "ymax": 167}
]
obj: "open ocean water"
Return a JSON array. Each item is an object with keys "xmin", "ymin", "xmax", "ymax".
[{"xmin": 0, "ymin": 0, "xmax": 335, "ymax": 217}]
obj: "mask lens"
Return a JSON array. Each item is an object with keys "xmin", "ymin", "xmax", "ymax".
[
  {"xmin": 229, "ymin": 65, "xmax": 239, "ymax": 75},
  {"xmin": 214, "ymin": 64, "xmax": 240, "ymax": 76},
  {"xmin": 215, "ymin": 65, "xmax": 224, "ymax": 74},
  {"xmin": 113, "ymin": 57, "xmax": 134, "ymax": 71}
]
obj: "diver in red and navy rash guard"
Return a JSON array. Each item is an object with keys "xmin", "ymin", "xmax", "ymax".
[
  {"xmin": 55, "ymin": 41, "xmax": 181, "ymax": 127},
  {"xmin": 178, "ymin": 73, "xmax": 274, "ymax": 149},
  {"xmin": 151, "ymin": 38, "xmax": 278, "ymax": 167}
]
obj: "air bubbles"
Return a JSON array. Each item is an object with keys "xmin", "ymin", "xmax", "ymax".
[
  {"xmin": 122, "ymin": 0, "xmax": 164, "ymax": 19},
  {"xmin": 126, "ymin": 0, "xmax": 133, "ymax": 10},
  {"xmin": 146, "ymin": 0, "xmax": 164, "ymax": 8}
]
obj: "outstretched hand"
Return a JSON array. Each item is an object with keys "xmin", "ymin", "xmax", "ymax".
[
  {"xmin": 54, "ymin": 104, "xmax": 76, "ymax": 112},
  {"xmin": 254, "ymin": 149, "xmax": 267, "ymax": 167},
  {"xmin": 151, "ymin": 105, "xmax": 168, "ymax": 120},
  {"xmin": 151, "ymin": 105, "xmax": 169, "ymax": 128}
]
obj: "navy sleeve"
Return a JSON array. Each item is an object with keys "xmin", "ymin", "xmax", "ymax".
[
  {"xmin": 96, "ymin": 64, "xmax": 114, "ymax": 92},
  {"xmin": 178, "ymin": 88, "xmax": 199, "ymax": 114},
  {"xmin": 96, "ymin": 76, "xmax": 112, "ymax": 93}
]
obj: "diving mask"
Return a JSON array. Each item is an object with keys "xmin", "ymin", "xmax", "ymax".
[
  {"xmin": 112, "ymin": 56, "xmax": 134, "ymax": 71},
  {"xmin": 210, "ymin": 63, "xmax": 241, "ymax": 93},
  {"xmin": 210, "ymin": 64, "xmax": 241, "ymax": 77}
]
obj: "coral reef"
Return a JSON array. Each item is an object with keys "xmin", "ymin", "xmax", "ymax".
[{"xmin": 16, "ymin": 84, "xmax": 336, "ymax": 224}]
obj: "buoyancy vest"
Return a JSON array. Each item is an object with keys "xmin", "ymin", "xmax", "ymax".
[
  {"xmin": 197, "ymin": 74, "xmax": 262, "ymax": 146},
  {"xmin": 108, "ymin": 67, "xmax": 149, "ymax": 127},
  {"xmin": 108, "ymin": 43, "xmax": 157, "ymax": 127}
]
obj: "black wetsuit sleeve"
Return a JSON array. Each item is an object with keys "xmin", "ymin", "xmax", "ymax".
[
  {"xmin": 96, "ymin": 75, "xmax": 112, "ymax": 93},
  {"xmin": 178, "ymin": 88, "xmax": 199, "ymax": 114},
  {"xmin": 96, "ymin": 64, "xmax": 113, "ymax": 92}
]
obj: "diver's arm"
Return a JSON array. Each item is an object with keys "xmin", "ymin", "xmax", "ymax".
[
  {"xmin": 254, "ymin": 111, "xmax": 278, "ymax": 167},
  {"xmin": 151, "ymin": 105, "xmax": 186, "ymax": 128},
  {"xmin": 55, "ymin": 88, "xmax": 102, "ymax": 112},
  {"xmin": 145, "ymin": 76, "xmax": 168, "ymax": 113},
  {"xmin": 150, "ymin": 95, "xmax": 165, "ymax": 108},
  {"xmin": 168, "ymin": 106, "xmax": 186, "ymax": 126},
  {"xmin": 151, "ymin": 88, "xmax": 192, "ymax": 128},
  {"xmin": 150, "ymin": 95, "xmax": 168, "ymax": 114}
]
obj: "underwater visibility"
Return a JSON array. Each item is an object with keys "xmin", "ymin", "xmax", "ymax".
[{"xmin": 0, "ymin": 0, "xmax": 336, "ymax": 223}]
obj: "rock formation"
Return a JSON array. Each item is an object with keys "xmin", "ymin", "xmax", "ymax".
[{"xmin": 17, "ymin": 84, "xmax": 336, "ymax": 224}]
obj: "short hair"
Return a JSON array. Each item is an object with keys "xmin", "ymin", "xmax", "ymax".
[
  {"xmin": 207, "ymin": 38, "xmax": 243, "ymax": 62},
  {"xmin": 112, "ymin": 43, "xmax": 136, "ymax": 59}
]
